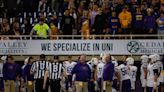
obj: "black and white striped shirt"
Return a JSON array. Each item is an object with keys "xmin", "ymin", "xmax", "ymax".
[
  {"xmin": 49, "ymin": 62, "xmax": 65, "ymax": 80},
  {"xmin": 31, "ymin": 60, "xmax": 50, "ymax": 79}
]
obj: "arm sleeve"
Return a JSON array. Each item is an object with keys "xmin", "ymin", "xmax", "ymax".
[
  {"xmin": 88, "ymin": 65, "xmax": 92, "ymax": 80},
  {"xmin": 45, "ymin": 24, "xmax": 50, "ymax": 30},
  {"xmin": 71, "ymin": 64, "xmax": 78, "ymax": 75},
  {"xmin": 3, "ymin": 63, "xmax": 7, "ymax": 80},
  {"xmin": 33, "ymin": 24, "xmax": 38, "ymax": 31},
  {"xmin": 110, "ymin": 63, "xmax": 114, "ymax": 81},
  {"xmin": 30, "ymin": 63, "xmax": 36, "ymax": 72},
  {"xmin": 22, "ymin": 66, "xmax": 27, "ymax": 80},
  {"xmin": 16, "ymin": 64, "xmax": 21, "ymax": 77}
]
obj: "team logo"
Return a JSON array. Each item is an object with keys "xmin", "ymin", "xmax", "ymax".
[{"xmin": 127, "ymin": 41, "xmax": 140, "ymax": 53}]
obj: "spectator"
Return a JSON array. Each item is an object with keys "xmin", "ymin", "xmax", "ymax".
[
  {"xmin": 160, "ymin": 3, "xmax": 164, "ymax": 12},
  {"xmin": 61, "ymin": 9, "xmax": 75, "ymax": 36},
  {"xmin": 144, "ymin": 8, "xmax": 156, "ymax": 34},
  {"xmin": 5, "ymin": 0, "xmax": 19, "ymax": 17},
  {"xmin": 92, "ymin": 7, "xmax": 107, "ymax": 35},
  {"xmin": 108, "ymin": 11, "xmax": 120, "ymax": 36},
  {"xmin": 48, "ymin": 13, "xmax": 58, "ymax": 26},
  {"xmin": 102, "ymin": 54, "xmax": 114, "ymax": 92},
  {"xmin": 132, "ymin": 6, "xmax": 144, "ymax": 34},
  {"xmin": 71, "ymin": 54, "xmax": 91, "ymax": 92},
  {"xmin": 22, "ymin": 18, "xmax": 32, "ymax": 35},
  {"xmin": 115, "ymin": 0, "xmax": 125, "ymax": 16},
  {"xmin": 69, "ymin": 7, "xmax": 77, "ymax": 34},
  {"xmin": 89, "ymin": 4, "xmax": 98, "ymax": 27},
  {"xmin": 38, "ymin": 0, "xmax": 47, "ymax": 12},
  {"xmin": 118, "ymin": 6, "xmax": 132, "ymax": 34},
  {"xmin": 0, "ymin": 18, "xmax": 11, "ymax": 35},
  {"xmin": 68, "ymin": 0, "xmax": 75, "ymax": 9},
  {"xmin": 3, "ymin": 55, "xmax": 21, "ymax": 92},
  {"xmin": 30, "ymin": 17, "xmax": 51, "ymax": 39},
  {"xmin": 81, "ymin": 10, "xmax": 90, "ymax": 39},
  {"xmin": 50, "ymin": 22, "xmax": 58, "ymax": 39},
  {"xmin": 12, "ymin": 21, "xmax": 22, "ymax": 35},
  {"xmin": 156, "ymin": 12, "xmax": 164, "ymax": 39}
]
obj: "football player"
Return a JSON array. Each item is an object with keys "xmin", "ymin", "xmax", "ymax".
[
  {"xmin": 127, "ymin": 57, "xmax": 137, "ymax": 92},
  {"xmin": 117, "ymin": 56, "xmax": 131, "ymax": 92},
  {"xmin": 147, "ymin": 54, "xmax": 159, "ymax": 92},
  {"xmin": 154, "ymin": 54, "xmax": 163, "ymax": 92},
  {"xmin": 87, "ymin": 57, "xmax": 99, "ymax": 92},
  {"xmin": 140, "ymin": 55, "xmax": 149, "ymax": 92},
  {"xmin": 64, "ymin": 56, "xmax": 77, "ymax": 92},
  {"xmin": 95, "ymin": 54, "xmax": 106, "ymax": 92}
]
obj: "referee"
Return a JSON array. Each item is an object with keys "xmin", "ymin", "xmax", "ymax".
[
  {"xmin": 44, "ymin": 55, "xmax": 66, "ymax": 92},
  {"xmin": 30, "ymin": 54, "xmax": 50, "ymax": 92}
]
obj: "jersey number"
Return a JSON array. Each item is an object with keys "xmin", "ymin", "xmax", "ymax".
[
  {"xmin": 121, "ymin": 68, "xmax": 127, "ymax": 76},
  {"xmin": 67, "ymin": 66, "xmax": 73, "ymax": 73},
  {"xmin": 98, "ymin": 68, "xmax": 103, "ymax": 76},
  {"xmin": 53, "ymin": 65, "xmax": 58, "ymax": 73}
]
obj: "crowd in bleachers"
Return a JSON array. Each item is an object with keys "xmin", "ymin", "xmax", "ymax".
[{"xmin": 0, "ymin": 0, "xmax": 164, "ymax": 39}]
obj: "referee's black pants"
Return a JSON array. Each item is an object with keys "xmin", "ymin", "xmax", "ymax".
[
  {"xmin": 35, "ymin": 79, "xmax": 49, "ymax": 92},
  {"xmin": 50, "ymin": 79, "xmax": 61, "ymax": 92}
]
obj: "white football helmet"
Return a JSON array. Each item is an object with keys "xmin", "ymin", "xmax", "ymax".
[
  {"xmin": 1, "ymin": 56, "xmax": 7, "ymax": 61},
  {"xmin": 102, "ymin": 53, "xmax": 107, "ymax": 63},
  {"xmin": 126, "ymin": 57, "xmax": 134, "ymax": 65},
  {"xmin": 112, "ymin": 60, "xmax": 118, "ymax": 67},
  {"xmin": 140, "ymin": 55, "xmax": 149, "ymax": 64},
  {"xmin": 24, "ymin": 57, "xmax": 29, "ymax": 64},
  {"xmin": 100, "ymin": 53, "xmax": 104, "ymax": 58},
  {"xmin": 149, "ymin": 54, "xmax": 156, "ymax": 63},
  {"xmin": 111, "ymin": 56, "xmax": 115, "ymax": 61},
  {"xmin": 91, "ymin": 57, "xmax": 99, "ymax": 65},
  {"xmin": 153, "ymin": 54, "xmax": 160, "ymax": 62}
]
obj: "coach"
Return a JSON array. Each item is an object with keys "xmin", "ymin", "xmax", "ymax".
[
  {"xmin": 3, "ymin": 55, "xmax": 21, "ymax": 92},
  {"xmin": 71, "ymin": 54, "xmax": 91, "ymax": 92},
  {"xmin": 30, "ymin": 54, "xmax": 50, "ymax": 92},
  {"xmin": 103, "ymin": 54, "xmax": 114, "ymax": 92}
]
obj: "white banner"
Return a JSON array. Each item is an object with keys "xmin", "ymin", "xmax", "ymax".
[{"xmin": 0, "ymin": 40, "xmax": 164, "ymax": 55}]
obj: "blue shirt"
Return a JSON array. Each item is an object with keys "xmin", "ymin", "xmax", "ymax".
[
  {"xmin": 71, "ymin": 62, "xmax": 91, "ymax": 82},
  {"xmin": 144, "ymin": 15, "xmax": 156, "ymax": 30},
  {"xmin": 132, "ymin": 13, "xmax": 144, "ymax": 29},
  {"xmin": 22, "ymin": 64, "xmax": 34, "ymax": 81},
  {"xmin": 108, "ymin": 17, "xmax": 119, "ymax": 31},
  {"xmin": 103, "ymin": 61, "xmax": 114, "ymax": 81},
  {"xmin": 3, "ymin": 62, "xmax": 21, "ymax": 80},
  {"xmin": 158, "ymin": 17, "xmax": 164, "ymax": 30}
]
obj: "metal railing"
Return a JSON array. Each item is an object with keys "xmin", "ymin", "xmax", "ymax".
[{"xmin": 0, "ymin": 34, "xmax": 163, "ymax": 40}]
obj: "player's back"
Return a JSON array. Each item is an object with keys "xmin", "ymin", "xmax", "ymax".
[
  {"xmin": 147, "ymin": 63, "xmax": 156, "ymax": 87},
  {"xmin": 140, "ymin": 63, "xmax": 147, "ymax": 79},
  {"xmin": 117, "ymin": 64, "xmax": 130, "ymax": 81},
  {"xmin": 129, "ymin": 65, "xmax": 137, "ymax": 81},
  {"xmin": 97, "ymin": 61, "xmax": 105, "ymax": 78},
  {"xmin": 156, "ymin": 61, "xmax": 164, "ymax": 84},
  {"xmin": 65, "ymin": 61, "xmax": 77, "ymax": 75}
]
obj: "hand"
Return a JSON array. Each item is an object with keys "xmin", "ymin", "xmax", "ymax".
[
  {"xmin": 72, "ymin": 81, "xmax": 75, "ymax": 86},
  {"xmin": 148, "ymin": 29, "xmax": 153, "ymax": 33}
]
